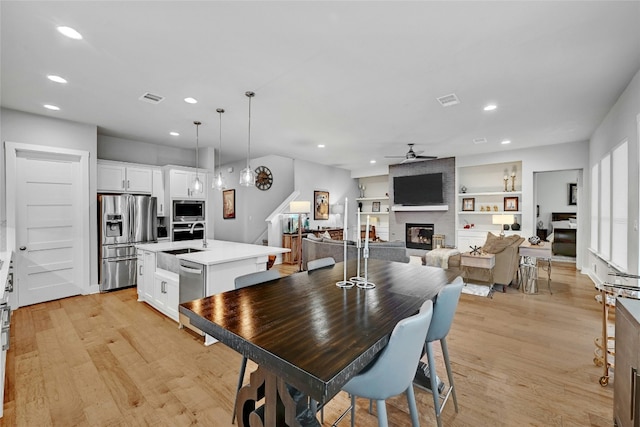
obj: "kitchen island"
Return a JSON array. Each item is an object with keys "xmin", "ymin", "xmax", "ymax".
[{"xmin": 135, "ymin": 240, "xmax": 289, "ymax": 344}]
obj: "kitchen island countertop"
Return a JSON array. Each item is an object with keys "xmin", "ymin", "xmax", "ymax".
[{"xmin": 135, "ymin": 240, "xmax": 289, "ymax": 266}]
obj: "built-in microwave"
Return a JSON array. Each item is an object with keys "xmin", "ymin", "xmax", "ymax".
[{"xmin": 173, "ymin": 200, "xmax": 205, "ymax": 222}]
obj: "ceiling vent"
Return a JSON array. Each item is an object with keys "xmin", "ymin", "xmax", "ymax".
[
  {"xmin": 139, "ymin": 92, "xmax": 164, "ymax": 104},
  {"xmin": 436, "ymin": 93, "xmax": 460, "ymax": 107},
  {"xmin": 473, "ymin": 138, "xmax": 488, "ymax": 144}
]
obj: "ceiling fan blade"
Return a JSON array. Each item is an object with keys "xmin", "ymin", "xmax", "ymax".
[
  {"xmin": 384, "ymin": 155, "xmax": 408, "ymax": 158},
  {"xmin": 415, "ymin": 155, "xmax": 437, "ymax": 159}
]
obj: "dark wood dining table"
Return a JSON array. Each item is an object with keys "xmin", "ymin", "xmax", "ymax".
[{"xmin": 179, "ymin": 258, "xmax": 458, "ymax": 427}]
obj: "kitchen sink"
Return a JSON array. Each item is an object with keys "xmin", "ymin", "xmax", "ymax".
[{"xmin": 162, "ymin": 248, "xmax": 204, "ymax": 256}]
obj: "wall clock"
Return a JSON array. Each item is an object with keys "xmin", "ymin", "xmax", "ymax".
[{"xmin": 255, "ymin": 165, "xmax": 273, "ymax": 190}]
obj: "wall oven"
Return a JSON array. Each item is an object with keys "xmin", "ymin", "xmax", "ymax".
[{"xmin": 173, "ymin": 200, "xmax": 205, "ymax": 222}]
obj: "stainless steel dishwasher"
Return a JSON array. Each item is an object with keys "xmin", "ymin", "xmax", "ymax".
[{"xmin": 178, "ymin": 259, "xmax": 206, "ymax": 303}]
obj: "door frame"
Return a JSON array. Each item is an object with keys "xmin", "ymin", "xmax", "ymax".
[{"xmin": 5, "ymin": 141, "xmax": 91, "ymax": 306}]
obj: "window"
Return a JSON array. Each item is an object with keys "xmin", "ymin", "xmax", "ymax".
[{"xmin": 611, "ymin": 140, "xmax": 628, "ymax": 270}]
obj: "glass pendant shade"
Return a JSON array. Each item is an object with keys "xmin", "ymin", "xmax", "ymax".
[
  {"xmin": 213, "ymin": 108, "xmax": 227, "ymax": 190},
  {"xmin": 213, "ymin": 171, "xmax": 226, "ymax": 190},
  {"xmin": 240, "ymin": 91, "xmax": 256, "ymax": 187},
  {"xmin": 191, "ymin": 120, "xmax": 203, "ymax": 194}
]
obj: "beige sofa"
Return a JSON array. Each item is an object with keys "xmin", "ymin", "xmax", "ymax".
[{"xmin": 448, "ymin": 233, "xmax": 524, "ymax": 287}]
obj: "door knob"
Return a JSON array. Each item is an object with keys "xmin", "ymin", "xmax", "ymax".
[{"xmin": 19, "ymin": 246, "xmax": 26, "ymax": 251}]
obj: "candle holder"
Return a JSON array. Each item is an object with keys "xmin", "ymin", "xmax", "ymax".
[
  {"xmin": 356, "ymin": 247, "xmax": 375, "ymax": 289},
  {"xmin": 511, "ymin": 173, "xmax": 516, "ymax": 192},
  {"xmin": 336, "ymin": 240, "xmax": 354, "ymax": 288},
  {"xmin": 503, "ymin": 176, "xmax": 509, "ymax": 192}
]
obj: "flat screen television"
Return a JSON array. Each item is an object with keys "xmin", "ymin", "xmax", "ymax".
[{"xmin": 393, "ymin": 173, "xmax": 444, "ymax": 205}]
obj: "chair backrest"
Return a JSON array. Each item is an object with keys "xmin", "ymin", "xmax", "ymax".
[
  {"xmin": 234, "ymin": 269, "xmax": 280, "ymax": 289},
  {"xmin": 351, "ymin": 300, "xmax": 433, "ymax": 399},
  {"xmin": 426, "ymin": 276, "xmax": 464, "ymax": 342},
  {"xmin": 307, "ymin": 257, "xmax": 336, "ymax": 271}
]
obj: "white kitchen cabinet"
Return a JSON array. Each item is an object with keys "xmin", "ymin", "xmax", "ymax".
[
  {"xmin": 168, "ymin": 168, "xmax": 206, "ymax": 200},
  {"xmin": 152, "ymin": 168, "xmax": 166, "ymax": 216},
  {"xmin": 136, "ymin": 250, "xmax": 155, "ymax": 302},
  {"xmin": 0, "ymin": 251, "xmax": 14, "ymax": 418},
  {"xmin": 153, "ymin": 270, "xmax": 179, "ymax": 322},
  {"xmin": 97, "ymin": 161, "xmax": 152, "ymax": 194}
]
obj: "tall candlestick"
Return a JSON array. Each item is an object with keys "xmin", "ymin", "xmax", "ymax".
[
  {"xmin": 356, "ymin": 208, "xmax": 361, "ymax": 248},
  {"xmin": 343, "ymin": 198, "xmax": 348, "ymax": 240},
  {"xmin": 365, "ymin": 215, "xmax": 370, "ymax": 250}
]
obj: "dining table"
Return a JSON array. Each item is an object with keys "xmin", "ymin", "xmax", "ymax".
[{"xmin": 179, "ymin": 258, "xmax": 459, "ymax": 427}]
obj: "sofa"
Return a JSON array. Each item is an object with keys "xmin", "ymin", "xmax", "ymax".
[
  {"xmin": 446, "ymin": 233, "xmax": 524, "ymax": 287},
  {"xmin": 301, "ymin": 235, "xmax": 409, "ymax": 270}
]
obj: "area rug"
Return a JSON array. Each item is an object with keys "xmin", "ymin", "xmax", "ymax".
[{"xmin": 461, "ymin": 283, "xmax": 493, "ymax": 298}]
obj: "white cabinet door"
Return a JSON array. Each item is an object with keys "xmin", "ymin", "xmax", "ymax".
[
  {"xmin": 153, "ymin": 275, "xmax": 168, "ymax": 311},
  {"xmin": 97, "ymin": 163, "xmax": 126, "ymax": 192},
  {"xmin": 126, "ymin": 166, "xmax": 152, "ymax": 194},
  {"xmin": 169, "ymin": 169, "xmax": 206, "ymax": 200},
  {"xmin": 143, "ymin": 251, "xmax": 155, "ymax": 301},
  {"xmin": 165, "ymin": 276, "xmax": 179, "ymax": 321},
  {"xmin": 136, "ymin": 251, "xmax": 144, "ymax": 300},
  {"xmin": 152, "ymin": 169, "xmax": 165, "ymax": 216}
]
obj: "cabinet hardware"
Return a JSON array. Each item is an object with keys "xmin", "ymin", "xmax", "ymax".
[
  {"xmin": 5, "ymin": 273, "xmax": 13, "ymax": 293},
  {"xmin": 122, "ymin": 180, "xmax": 126, "ymax": 189},
  {"xmin": 127, "ymin": 180, "xmax": 130, "ymax": 189},
  {"xmin": 161, "ymin": 281, "xmax": 167, "ymax": 293},
  {"xmin": 1, "ymin": 326, "xmax": 9, "ymax": 351},
  {"xmin": 139, "ymin": 265, "xmax": 144, "ymax": 275},
  {"xmin": 19, "ymin": 246, "xmax": 26, "ymax": 251}
]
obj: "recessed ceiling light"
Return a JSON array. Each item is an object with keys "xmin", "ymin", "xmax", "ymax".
[
  {"xmin": 501, "ymin": 139, "xmax": 511, "ymax": 145},
  {"xmin": 169, "ymin": 131, "xmax": 180, "ymax": 136},
  {"xmin": 44, "ymin": 104, "xmax": 60, "ymax": 111},
  {"xmin": 370, "ymin": 160, "xmax": 377, "ymax": 164},
  {"xmin": 184, "ymin": 97, "xmax": 198, "ymax": 104},
  {"xmin": 317, "ymin": 144, "xmax": 325, "ymax": 148},
  {"xmin": 484, "ymin": 104, "xmax": 497, "ymax": 111},
  {"xmin": 47, "ymin": 75, "xmax": 67, "ymax": 84},
  {"xmin": 57, "ymin": 26, "xmax": 83, "ymax": 40}
]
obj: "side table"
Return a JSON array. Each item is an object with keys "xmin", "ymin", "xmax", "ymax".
[
  {"xmin": 460, "ymin": 252, "xmax": 496, "ymax": 293},
  {"xmin": 518, "ymin": 241, "xmax": 552, "ymax": 294}
]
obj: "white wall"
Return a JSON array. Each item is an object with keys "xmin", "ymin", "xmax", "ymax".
[
  {"xmin": 588, "ymin": 67, "xmax": 640, "ymax": 279},
  {"xmin": 1, "ymin": 108, "xmax": 99, "ymax": 285},
  {"xmin": 457, "ymin": 140, "xmax": 589, "ymax": 269},
  {"xmin": 98, "ymin": 135, "xmax": 196, "ymax": 167},
  {"xmin": 535, "ymin": 169, "xmax": 579, "ymax": 230}
]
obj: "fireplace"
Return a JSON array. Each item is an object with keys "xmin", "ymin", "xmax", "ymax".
[{"xmin": 406, "ymin": 223, "xmax": 434, "ymax": 250}]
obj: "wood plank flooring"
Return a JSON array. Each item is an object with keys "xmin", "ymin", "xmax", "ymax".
[{"xmin": 1, "ymin": 262, "xmax": 614, "ymax": 426}]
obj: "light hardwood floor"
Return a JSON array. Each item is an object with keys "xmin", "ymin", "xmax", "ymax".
[{"xmin": 2, "ymin": 262, "xmax": 614, "ymax": 426}]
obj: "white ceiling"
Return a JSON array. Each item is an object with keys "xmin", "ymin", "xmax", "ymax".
[{"xmin": 2, "ymin": 1, "xmax": 640, "ymax": 172}]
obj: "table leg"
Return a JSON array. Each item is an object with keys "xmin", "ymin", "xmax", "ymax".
[
  {"xmin": 236, "ymin": 365, "xmax": 320, "ymax": 427},
  {"xmin": 546, "ymin": 258, "xmax": 552, "ymax": 295}
]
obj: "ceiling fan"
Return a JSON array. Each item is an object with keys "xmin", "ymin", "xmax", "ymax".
[{"xmin": 385, "ymin": 144, "xmax": 437, "ymax": 163}]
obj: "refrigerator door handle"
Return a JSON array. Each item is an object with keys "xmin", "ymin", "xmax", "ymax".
[{"xmin": 106, "ymin": 256, "xmax": 138, "ymax": 263}]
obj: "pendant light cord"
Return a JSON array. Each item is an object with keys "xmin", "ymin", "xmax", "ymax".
[
  {"xmin": 194, "ymin": 120, "xmax": 201, "ymax": 178},
  {"xmin": 217, "ymin": 109, "xmax": 224, "ymax": 171},
  {"xmin": 246, "ymin": 91, "xmax": 254, "ymax": 169}
]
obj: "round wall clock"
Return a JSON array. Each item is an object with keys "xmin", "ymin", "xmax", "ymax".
[{"xmin": 254, "ymin": 165, "xmax": 273, "ymax": 190}]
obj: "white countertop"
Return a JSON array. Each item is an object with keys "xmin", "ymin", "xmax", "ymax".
[
  {"xmin": 135, "ymin": 240, "xmax": 290, "ymax": 266},
  {"xmin": 0, "ymin": 251, "xmax": 14, "ymax": 301}
]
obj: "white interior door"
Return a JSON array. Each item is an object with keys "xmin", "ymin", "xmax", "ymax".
[{"xmin": 6, "ymin": 144, "xmax": 89, "ymax": 307}]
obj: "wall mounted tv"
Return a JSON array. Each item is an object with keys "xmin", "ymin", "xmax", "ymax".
[{"xmin": 393, "ymin": 173, "xmax": 444, "ymax": 205}]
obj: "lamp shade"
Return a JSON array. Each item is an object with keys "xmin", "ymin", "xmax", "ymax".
[
  {"xmin": 331, "ymin": 204, "xmax": 344, "ymax": 215},
  {"xmin": 492, "ymin": 214, "xmax": 514, "ymax": 225},
  {"xmin": 289, "ymin": 201, "xmax": 311, "ymax": 214}
]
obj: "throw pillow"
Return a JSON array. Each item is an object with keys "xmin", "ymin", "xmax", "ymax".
[
  {"xmin": 482, "ymin": 232, "xmax": 520, "ymax": 254},
  {"xmin": 323, "ymin": 231, "xmax": 332, "ymax": 239}
]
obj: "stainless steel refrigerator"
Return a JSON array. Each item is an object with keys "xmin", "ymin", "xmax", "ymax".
[{"xmin": 98, "ymin": 194, "xmax": 157, "ymax": 291}]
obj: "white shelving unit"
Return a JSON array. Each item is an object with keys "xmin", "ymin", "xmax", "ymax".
[
  {"xmin": 457, "ymin": 162, "xmax": 523, "ymax": 249},
  {"xmin": 357, "ymin": 175, "xmax": 390, "ymax": 241}
]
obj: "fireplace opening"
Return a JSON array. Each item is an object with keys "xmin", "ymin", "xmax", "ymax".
[{"xmin": 406, "ymin": 223, "xmax": 434, "ymax": 250}]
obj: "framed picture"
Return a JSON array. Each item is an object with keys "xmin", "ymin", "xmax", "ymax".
[
  {"xmin": 223, "ymin": 189, "xmax": 235, "ymax": 219},
  {"xmin": 372, "ymin": 201, "xmax": 381, "ymax": 212},
  {"xmin": 462, "ymin": 198, "xmax": 475, "ymax": 211},
  {"xmin": 314, "ymin": 190, "xmax": 329, "ymax": 220},
  {"xmin": 504, "ymin": 196, "xmax": 519, "ymax": 212},
  {"xmin": 568, "ymin": 183, "xmax": 577, "ymax": 205}
]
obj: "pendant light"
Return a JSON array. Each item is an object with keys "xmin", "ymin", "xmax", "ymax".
[
  {"xmin": 239, "ymin": 91, "xmax": 256, "ymax": 187},
  {"xmin": 191, "ymin": 120, "xmax": 203, "ymax": 194},
  {"xmin": 212, "ymin": 108, "xmax": 226, "ymax": 190}
]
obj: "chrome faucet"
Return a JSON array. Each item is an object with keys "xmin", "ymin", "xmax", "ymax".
[{"xmin": 189, "ymin": 221, "xmax": 207, "ymax": 248}]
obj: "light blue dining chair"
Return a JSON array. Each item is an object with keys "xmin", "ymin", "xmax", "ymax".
[
  {"xmin": 231, "ymin": 269, "xmax": 281, "ymax": 424},
  {"xmin": 417, "ymin": 276, "xmax": 464, "ymax": 427},
  {"xmin": 307, "ymin": 256, "xmax": 336, "ymax": 271},
  {"xmin": 341, "ymin": 299, "xmax": 434, "ymax": 427}
]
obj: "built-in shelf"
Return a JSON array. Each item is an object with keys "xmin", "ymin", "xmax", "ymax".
[
  {"xmin": 458, "ymin": 211, "xmax": 522, "ymax": 215},
  {"xmin": 358, "ymin": 211, "xmax": 389, "ymax": 215},
  {"xmin": 459, "ymin": 191, "xmax": 522, "ymax": 197},
  {"xmin": 356, "ymin": 196, "xmax": 389, "ymax": 201},
  {"xmin": 391, "ymin": 205, "xmax": 449, "ymax": 212}
]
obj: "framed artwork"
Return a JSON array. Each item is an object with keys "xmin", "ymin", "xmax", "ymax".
[
  {"xmin": 462, "ymin": 198, "xmax": 475, "ymax": 211},
  {"xmin": 568, "ymin": 183, "xmax": 577, "ymax": 205},
  {"xmin": 504, "ymin": 196, "xmax": 519, "ymax": 212},
  {"xmin": 372, "ymin": 201, "xmax": 381, "ymax": 212},
  {"xmin": 314, "ymin": 190, "xmax": 329, "ymax": 220},
  {"xmin": 223, "ymin": 189, "xmax": 235, "ymax": 219}
]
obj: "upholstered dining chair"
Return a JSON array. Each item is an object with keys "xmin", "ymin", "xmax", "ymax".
[
  {"xmin": 341, "ymin": 299, "xmax": 434, "ymax": 427},
  {"xmin": 307, "ymin": 256, "xmax": 336, "ymax": 271},
  {"xmin": 231, "ymin": 269, "xmax": 280, "ymax": 424},
  {"xmin": 417, "ymin": 276, "xmax": 464, "ymax": 427}
]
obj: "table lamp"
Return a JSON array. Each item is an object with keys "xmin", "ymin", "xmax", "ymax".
[
  {"xmin": 289, "ymin": 201, "xmax": 311, "ymax": 271},
  {"xmin": 492, "ymin": 214, "xmax": 514, "ymax": 237}
]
